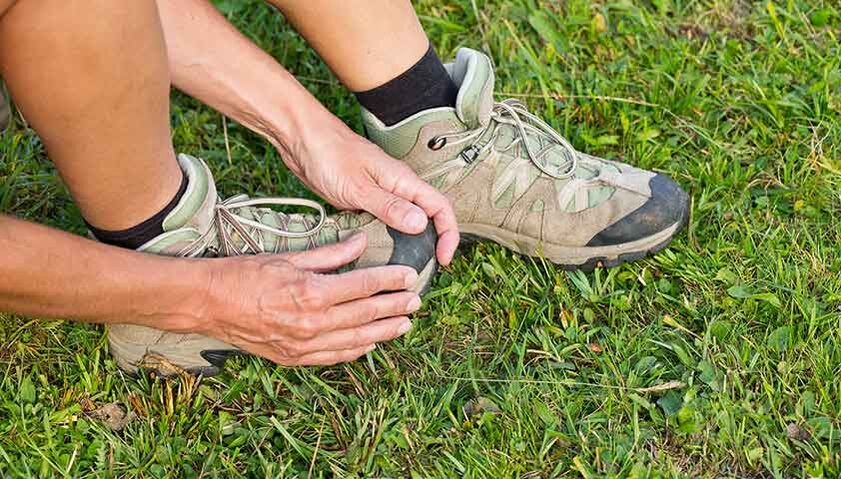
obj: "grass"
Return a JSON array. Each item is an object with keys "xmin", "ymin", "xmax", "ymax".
[{"xmin": 1, "ymin": 0, "xmax": 840, "ymax": 477}]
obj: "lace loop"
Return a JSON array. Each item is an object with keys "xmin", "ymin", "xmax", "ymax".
[
  {"xmin": 177, "ymin": 196, "xmax": 327, "ymax": 257},
  {"xmin": 432, "ymin": 99, "xmax": 579, "ymax": 180}
]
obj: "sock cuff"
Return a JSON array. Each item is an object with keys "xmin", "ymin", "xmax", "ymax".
[
  {"xmin": 355, "ymin": 43, "xmax": 458, "ymax": 126},
  {"xmin": 87, "ymin": 171, "xmax": 188, "ymax": 250}
]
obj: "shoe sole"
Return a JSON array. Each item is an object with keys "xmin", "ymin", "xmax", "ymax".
[
  {"xmin": 109, "ymin": 257, "xmax": 438, "ymax": 377},
  {"xmin": 460, "ymin": 215, "xmax": 687, "ymax": 272}
]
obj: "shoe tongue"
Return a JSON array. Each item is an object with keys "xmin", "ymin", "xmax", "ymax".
[
  {"xmin": 449, "ymin": 48, "xmax": 495, "ymax": 129},
  {"xmin": 161, "ymin": 154, "xmax": 218, "ymax": 232}
]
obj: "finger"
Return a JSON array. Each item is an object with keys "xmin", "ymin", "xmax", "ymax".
[
  {"xmin": 433, "ymin": 226, "xmax": 459, "ymax": 268},
  {"xmin": 366, "ymin": 152, "xmax": 459, "ymax": 265},
  {"xmin": 287, "ymin": 344, "xmax": 376, "ymax": 366},
  {"xmin": 392, "ymin": 180, "xmax": 460, "ymax": 266},
  {"xmin": 296, "ymin": 316, "xmax": 411, "ymax": 354},
  {"xmin": 323, "ymin": 265, "xmax": 418, "ymax": 303},
  {"xmin": 362, "ymin": 186, "xmax": 428, "ymax": 235},
  {"xmin": 317, "ymin": 291, "xmax": 421, "ymax": 331},
  {"xmin": 283, "ymin": 232, "xmax": 367, "ymax": 272}
]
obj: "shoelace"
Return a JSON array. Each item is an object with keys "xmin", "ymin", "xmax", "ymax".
[
  {"xmin": 425, "ymin": 99, "xmax": 579, "ymax": 181},
  {"xmin": 178, "ymin": 195, "xmax": 327, "ymax": 257}
]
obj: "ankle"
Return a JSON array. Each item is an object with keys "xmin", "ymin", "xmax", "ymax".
[
  {"xmin": 354, "ymin": 43, "xmax": 457, "ymax": 126},
  {"xmin": 87, "ymin": 170, "xmax": 188, "ymax": 250}
]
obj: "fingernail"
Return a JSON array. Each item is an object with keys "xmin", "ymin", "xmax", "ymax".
[
  {"xmin": 397, "ymin": 320, "xmax": 412, "ymax": 335},
  {"xmin": 408, "ymin": 211, "xmax": 427, "ymax": 231},
  {"xmin": 407, "ymin": 295, "xmax": 422, "ymax": 312},
  {"xmin": 439, "ymin": 249, "xmax": 452, "ymax": 267},
  {"xmin": 365, "ymin": 344, "xmax": 377, "ymax": 353},
  {"xmin": 404, "ymin": 270, "xmax": 419, "ymax": 289}
]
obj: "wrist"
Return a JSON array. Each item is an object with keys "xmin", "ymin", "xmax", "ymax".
[
  {"xmin": 128, "ymin": 256, "xmax": 217, "ymax": 334},
  {"xmin": 263, "ymin": 83, "xmax": 348, "ymax": 164},
  {"xmin": 183, "ymin": 256, "xmax": 263, "ymax": 342},
  {"xmin": 242, "ymin": 75, "xmax": 317, "ymax": 153}
]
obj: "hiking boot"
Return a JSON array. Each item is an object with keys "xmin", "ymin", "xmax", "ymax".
[
  {"xmin": 362, "ymin": 48, "xmax": 689, "ymax": 270},
  {"xmin": 105, "ymin": 154, "xmax": 437, "ymax": 376}
]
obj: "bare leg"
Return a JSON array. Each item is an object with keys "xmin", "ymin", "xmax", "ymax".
[
  {"xmin": 266, "ymin": 0, "xmax": 429, "ymax": 92},
  {"xmin": 0, "ymin": 0, "xmax": 181, "ymax": 230}
]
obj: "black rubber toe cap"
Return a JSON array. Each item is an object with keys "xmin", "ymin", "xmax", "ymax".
[
  {"xmin": 586, "ymin": 174, "xmax": 689, "ymax": 247},
  {"xmin": 197, "ymin": 349, "xmax": 245, "ymax": 376},
  {"xmin": 387, "ymin": 221, "xmax": 438, "ymax": 273}
]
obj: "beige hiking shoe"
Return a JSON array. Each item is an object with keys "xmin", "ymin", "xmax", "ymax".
[
  {"xmin": 105, "ymin": 154, "xmax": 437, "ymax": 376},
  {"xmin": 363, "ymin": 48, "xmax": 689, "ymax": 270}
]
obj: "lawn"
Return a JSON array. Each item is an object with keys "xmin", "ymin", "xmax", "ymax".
[{"xmin": 1, "ymin": 0, "xmax": 839, "ymax": 477}]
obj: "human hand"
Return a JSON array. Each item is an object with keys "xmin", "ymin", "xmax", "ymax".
[
  {"xmin": 280, "ymin": 113, "xmax": 459, "ymax": 266},
  {"xmin": 197, "ymin": 234, "xmax": 422, "ymax": 366},
  {"xmin": 156, "ymin": 0, "xmax": 457, "ymax": 264}
]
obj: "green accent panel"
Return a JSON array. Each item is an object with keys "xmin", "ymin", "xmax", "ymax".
[
  {"xmin": 456, "ymin": 54, "xmax": 493, "ymax": 129},
  {"xmin": 259, "ymin": 212, "xmax": 281, "ymax": 251},
  {"xmin": 163, "ymin": 158, "xmax": 209, "ymax": 231},
  {"xmin": 494, "ymin": 183, "xmax": 515, "ymax": 208},
  {"xmin": 429, "ymin": 176, "xmax": 447, "ymax": 190},
  {"xmin": 587, "ymin": 186, "xmax": 616, "ymax": 208},
  {"xmin": 493, "ymin": 153, "xmax": 517, "ymax": 177},
  {"xmin": 282, "ymin": 220, "xmax": 324, "ymax": 252},
  {"xmin": 141, "ymin": 230, "xmax": 201, "ymax": 254},
  {"xmin": 585, "ymin": 162, "xmax": 619, "ymax": 208},
  {"xmin": 493, "ymin": 126, "xmax": 518, "ymax": 149},
  {"xmin": 362, "ymin": 108, "xmax": 463, "ymax": 159}
]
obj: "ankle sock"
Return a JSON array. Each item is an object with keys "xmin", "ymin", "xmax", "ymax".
[
  {"xmin": 355, "ymin": 43, "xmax": 458, "ymax": 126},
  {"xmin": 87, "ymin": 171, "xmax": 188, "ymax": 250}
]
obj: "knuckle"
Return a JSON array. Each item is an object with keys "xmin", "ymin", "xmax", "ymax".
[
  {"xmin": 361, "ymin": 271, "xmax": 384, "ymax": 295},
  {"xmin": 364, "ymin": 301, "xmax": 380, "ymax": 321},
  {"xmin": 292, "ymin": 275, "xmax": 327, "ymax": 311},
  {"xmin": 382, "ymin": 196, "xmax": 405, "ymax": 218},
  {"xmin": 294, "ymin": 317, "xmax": 319, "ymax": 339},
  {"xmin": 281, "ymin": 250, "xmax": 305, "ymax": 265},
  {"xmin": 279, "ymin": 339, "xmax": 306, "ymax": 358},
  {"xmin": 350, "ymin": 328, "xmax": 368, "ymax": 347},
  {"xmin": 268, "ymin": 349, "xmax": 298, "ymax": 366}
]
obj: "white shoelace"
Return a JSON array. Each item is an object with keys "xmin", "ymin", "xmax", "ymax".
[
  {"xmin": 425, "ymin": 99, "xmax": 580, "ymax": 182},
  {"xmin": 178, "ymin": 196, "xmax": 327, "ymax": 257}
]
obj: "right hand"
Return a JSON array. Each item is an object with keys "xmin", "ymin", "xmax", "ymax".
[{"xmin": 194, "ymin": 233, "xmax": 421, "ymax": 366}]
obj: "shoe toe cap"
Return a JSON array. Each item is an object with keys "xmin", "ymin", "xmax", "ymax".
[
  {"xmin": 386, "ymin": 222, "xmax": 438, "ymax": 273},
  {"xmin": 385, "ymin": 222, "xmax": 439, "ymax": 295},
  {"xmin": 586, "ymin": 174, "xmax": 689, "ymax": 247}
]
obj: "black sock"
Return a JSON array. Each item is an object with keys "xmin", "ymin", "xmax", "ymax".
[
  {"xmin": 355, "ymin": 43, "xmax": 458, "ymax": 126},
  {"xmin": 87, "ymin": 171, "xmax": 188, "ymax": 250}
]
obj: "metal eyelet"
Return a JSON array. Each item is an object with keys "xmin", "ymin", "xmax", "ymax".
[
  {"xmin": 459, "ymin": 145, "xmax": 481, "ymax": 164},
  {"xmin": 427, "ymin": 136, "xmax": 447, "ymax": 150}
]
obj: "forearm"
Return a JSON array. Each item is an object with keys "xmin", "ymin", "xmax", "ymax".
[
  {"xmin": 0, "ymin": 214, "xmax": 208, "ymax": 329},
  {"xmin": 156, "ymin": 0, "xmax": 334, "ymax": 158}
]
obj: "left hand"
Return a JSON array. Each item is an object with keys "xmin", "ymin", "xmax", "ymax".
[{"xmin": 280, "ymin": 113, "xmax": 459, "ymax": 266}]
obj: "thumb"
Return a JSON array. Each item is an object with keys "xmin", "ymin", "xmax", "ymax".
[
  {"xmin": 363, "ymin": 187, "xmax": 428, "ymax": 235},
  {"xmin": 283, "ymin": 232, "xmax": 368, "ymax": 272}
]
